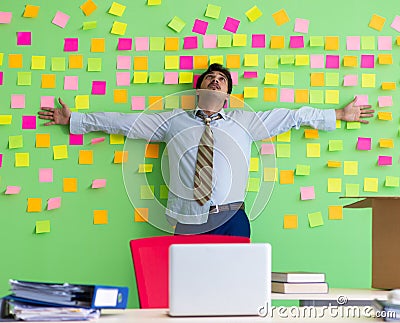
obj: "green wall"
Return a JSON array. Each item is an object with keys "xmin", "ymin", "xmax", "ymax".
[{"xmin": 1, "ymin": 0, "xmax": 399, "ymax": 308}]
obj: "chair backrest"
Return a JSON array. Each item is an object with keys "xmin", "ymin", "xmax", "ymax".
[{"xmin": 129, "ymin": 234, "xmax": 250, "ymax": 308}]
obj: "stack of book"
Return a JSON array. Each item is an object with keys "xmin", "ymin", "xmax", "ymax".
[
  {"xmin": 271, "ymin": 272, "xmax": 328, "ymax": 294},
  {"xmin": 0, "ymin": 279, "xmax": 129, "ymax": 321}
]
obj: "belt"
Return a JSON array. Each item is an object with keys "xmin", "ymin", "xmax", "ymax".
[{"xmin": 209, "ymin": 202, "xmax": 245, "ymax": 214}]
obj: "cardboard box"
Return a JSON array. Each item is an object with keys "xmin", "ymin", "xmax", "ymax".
[{"xmin": 341, "ymin": 196, "xmax": 400, "ymax": 289}]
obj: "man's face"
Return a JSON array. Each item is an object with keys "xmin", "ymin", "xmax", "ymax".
[{"xmin": 199, "ymin": 71, "xmax": 229, "ymax": 93}]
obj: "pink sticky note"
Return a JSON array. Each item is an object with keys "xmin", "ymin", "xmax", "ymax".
[
  {"xmin": 92, "ymin": 81, "xmax": 106, "ymax": 95},
  {"xmin": 289, "ymin": 35, "xmax": 304, "ymax": 48},
  {"xmin": 5, "ymin": 186, "xmax": 21, "ymax": 194},
  {"xmin": 118, "ymin": 38, "xmax": 132, "ymax": 50},
  {"xmin": 230, "ymin": 71, "xmax": 238, "ymax": 85},
  {"xmin": 357, "ymin": 137, "xmax": 372, "ymax": 150},
  {"xmin": 310, "ymin": 55, "xmax": 324, "ymax": 68},
  {"xmin": 252, "ymin": 34, "xmax": 266, "ymax": 48},
  {"xmin": 92, "ymin": 179, "xmax": 107, "ymax": 188},
  {"xmin": 390, "ymin": 16, "xmax": 400, "ymax": 32},
  {"xmin": 326, "ymin": 55, "xmax": 340, "ymax": 69},
  {"xmin": 47, "ymin": 197, "xmax": 61, "ymax": 210},
  {"xmin": 131, "ymin": 96, "xmax": 145, "ymax": 110},
  {"xmin": 0, "ymin": 11, "xmax": 12, "ymax": 24},
  {"xmin": 378, "ymin": 156, "xmax": 392, "ymax": 166},
  {"xmin": 343, "ymin": 75, "xmax": 358, "ymax": 87},
  {"xmin": 192, "ymin": 19, "xmax": 208, "ymax": 35},
  {"xmin": 164, "ymin": 72, "xmax": 179, "ymax": 84},
  {"xmin": 91, "ymin": 137, "xmax": 105, "ymax": 144},
  {"xmin": 361, "ymin": 55, "xmax": 374, "ymax": 68},
  {"xmin": 223, "ymin": 17, "xmax": 240, "ymax": 33},
  {"xmin": 378, "ymin": 96, "xmax": 393, "ymax": 107},
  {"xmin": 39, "ymin": 168, "xmax": 53, "ymax": 183},
  {"xmin": 117, "ymin": 56, "xmax": 131, "ymax": 70},
  {"xmin": 280, "ymin": 88, "xmax": 294, "ymax": 103},
  {"xmin": 300, "ymin": 186, "xmax": 315, "ymax": 200},
  {"xmin": 64, "ymin": 76, "xmax": 78, "ymax": 90},
  {"xmin": 41, "ymin": 96, "xmax": 55, "ymax": 108},
  {"xmin": 69, "ymin": 134, "xmax": 83, "ymax": 145},
  {"xmin": 183, "ymin": 36, "xmax": 198, "ymax": 49},
  {"xmin": 294, "ymin": 18, "xmax": 309, "ymax": 33},
  {"xmin": 52, "ymin": 11, "xmax": 70, "ymax": 28},
  {"xmin": 203, "ymin": 34, "xmax": 217, "ymax": 48},
  {"xmin": 0, "ymin": 72, "xmax": 3, "ymax": 85},
  {"xmin": 193, "ymin": 74, "xmax": 200, "ymax": 88},
  {"xmin": 116, "ymin": 72, "xmax": 131, "ymax": 86},
  {"xmin": 11, "ymin": 94, "xmax": 25, "ymax": 109},
  {"xmin": 0, "ymin": 154, "xmax": 2, "ymax": 167},
  {"xmin": 261, "ymin": 144, "xmax": 275, "ymax": 155},
  {"xmin": 22, "ymin": 115, "xmax": 36, "ymax": 130},
  {"xmin": 355, "ymin": 95, "xmax": 368, "ymax": 106},
  {"xmin": 346, "ymin": 36, "xmax": 360, "ymax": 50},
  {"xmin": 64, "ymin": 38, "xmax": 78, "ymax": 52},
  {"xmin": 179, "ymin": 56, "xmax": 193, "ymax": 70},
  {"xmin": 378, "ymin": 36, "xmax": 392, "ymax": 50},
  {"xmin": 135, "ymin": 37, "xmax": 149, "ymax": 51},
  {"xmin": 243, "ymin": 71, "xmax": 258, "ymax": 78},
  {"xmin": 17, "ymin": 32, "xmax": 32, "ymax": 46}
]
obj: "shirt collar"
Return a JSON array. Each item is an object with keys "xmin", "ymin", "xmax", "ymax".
[{"xmin": 193, "ymin": 106, "xmax": 227, "ymax": 120}]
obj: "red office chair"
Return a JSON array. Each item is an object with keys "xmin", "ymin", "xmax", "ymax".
[{"xmin": 129, "ymin": 234, "xmax": 250, "ymax": 308}]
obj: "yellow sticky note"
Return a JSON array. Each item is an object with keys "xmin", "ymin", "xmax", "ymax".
[
  {"xmin": 364, "ymin": 178, "xmax": 378, "ymax": 192},
  {"xmin": 382, "ymin": 82, "xmax": 396, "ymax": 90},
  {"xmin": 114, "ymin": 151, "xmax": 128, "ymax": 163},
  {"xmin": 63, "ymin": 178, "xmax": 77, "ymax": 192},
  {"xmin": 264, "ymin": 88, "xmax": 278, "ymax": 102},
  {"xmin": 270, "ymin": 36, "xmax": 284, "ymax": 49},
  {"xmin": 226, "ymin": 55, "xmax": 241, "ymax": 69},
  {"xmin": 283, "ymin": 215, "xmax": 298, "ymax": 229},
  {"xmin": 0, "ymin": 115, "xmax": 12, "ymax": 124},
  {"xmin": 295, "ymin": 55, "xmax": 309, "ymax": 66},
  {"xmin": 133, "ymin": 72, "xmax": 148, "ymax": 84},
  {"xmin": 80, "ymin": 0, "xmax": 97, "ymax": 16},
  {"xmin": 328, "ymin": 206, "xmax": 343, "ymax": 220},
  {"xmin": 325, "ymin": 36, "xmax": 339, "ymax": 50},
  {"xmin": 114, "ymin": 89, "xmax": 128, "ymax": 103},
  {"xmin": 346, "ymin": 121, "xmax": 361, "ymax": 129},
  {"xmin": 134, "ymin": 208, "xmax": 149, "ymax": 222},
  {"xmin": 304, "ymin": 129, "xmax": 319, "ymax": 139},
  {"xmin": 310, "ymin": 73, "xmax": 324, "ymax": 87},
  {"xmin": 79, "ymin": 150, "xmax": 93, "ymax": 164},
  {"xmin": 369, "ymin": 14, "xmax": 386, "ymax": 31},
  {"xmin": 111, "ymin": 21, "xmax": 127, "ymax": 35},
  {"xmin": 140, "ymin": 185, "xmax": 155, "ymax": 199},
  {"xmin": 343, "ymin": 56, "xmax": 358, "ymax": 67},
  {"xmin": 15, "ymin": 153, "xmax": 29, "ymax": 167},
  {"xmin": 361, "ymin": 74, "xmax": 376, "ymax": 88},
  {"xmin": 243, "ymin": 87, "xmax": 258, "ymax": 98},
  {"xmin": 165, "ymin": 37, "xmax": 179, "ymax": 51},
  {"xmin": 264, "ymin": 73, "xmax": 279, "ymax": 85},
  {"xmin": 27, "ymin": 198, "xmax": 42, "ymax": 212},
  {"xmin": 328, "ymin": 178, "xmax": 342, "ymax": 193},
  {"xmin": 344, "ymin": 161, "xmax": 358, "ymax": 175},
  {"xmin": 244, "ymin": 54, "xmax": 258, "ymax": 67},
  {"xmin": 109, "ymin": 2, "xmax": 126, "ymax": 16},
  {"xmin": 272, "ymin": 9, "xmax": 289, "ymax": 26},
  {"xmin": 378, "ymin": 54, "xmax": 393, "ymax": 65},
  {"xmin": 53, "ymin": 145, "xmax": 68, "ymax": 160},
  {"xmin": 139, "ymin": 164, "xmax": 153, "ymax": 173},
  {"xmin": 209, "ymin": 55, "xmax": 224, "ymax": 65},
  {"xmin": 36, "ymin": 220, "xmax": 50, "ymax": 234},
  {"xmin": 0, "ymin": 53, "xmax": 3, "ymax": 66},
  {"xmin": 41, "ymin": 74, "xmax": 56, "ymax": 88},
  {"xmin": 245, "ymin": 5, "xmax": 262, "ymax": 22},
  {"xmin": 249, "ymin": 158, "xmax": 259, "ymax": 172},
  {"xmin": 145, "ymin": 143, "xmax": 159, "ymax": 158},
  {"xmin": 91, "ymin": 38, "xmax": 105, "ymax": 52},
  {"xmin": 69, "ymin": 55, "xmax": 83, "ymax": 69},
  {"xmin": 179, "ymin": 72, "xmax": 193, "ymax": 84},
  {"xmin": 306, "ymin": 143, "xmax": 320, "ymax": 157},
  {"xmin": 379, "ymin": 138, "xmax": 394, "ymax": 148},
  {"xmin": 325, "ymin": 90, "xmax": 339, "ymax": 104},
  {"xmin": 295, "ymin": 89, "xmax": 309, "ymax": 103},
  {"xmin": 378, "ymin": 112, "xmax": 392, "ymax": 120},
  {"xmin": 94, "ymin": 210, "xmax": 108, "ymax": 224},
  {"xmin": 31, "ymin": 56, "xmax": 46, "ymax": 70},
  {"xmin": 277, "ymin": 130, "xmax": 291, "ymax": 142},
  {"xmin": 148, "ymin": 0, "xmax": 161, "ymax": 5},
  {"xmin": 233, "ymin": 34, "xmax": 247, "ymax": 47},
  {"xmin": 110, "ymin": 134, "xmax": 125, "ymax": 144},
  {"xmin": 327, "ymin": 160, "xmax": 341, "ymax": 168},
  {"xmin": 264, "ymin": 168, "xmax": 278, "ymax": 182},
  {"xmin": 280, "ymin": 170, "xmax": 294, "ymax": 184},
  {"xmin": 75, "ymin": 95, "xmax": 89, "ymax": 109},
  {"xmin": 165, "ymin": 56, "xmax": 179, "ymax": 69},
  {"xmin": 24, "ymin": 5, "xmax": 40, "ymax": 17}
]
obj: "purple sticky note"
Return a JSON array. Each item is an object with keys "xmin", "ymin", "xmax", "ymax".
[
  {"xmin": 294, "ymin": 18, "xmax": 309, "ymax": 33},
  {"xmin": 131, "ymin": 96, "xmax": 145, "ymax": 110},
  {"xmin": 164, "ymin": 72, "xmax": 179, "ymax": 84},
  {"xmin": 252, "ymin": 34, "xmax": 266, "ymax": 48},
  {"xmin": 179, "ymin": 56, "xmax": 193, "ymax": 70},
  {"xmin": 17, "ymin": 32, "xmax": 32, "ymax": 46},
  {"xmin": 183, "ymin": 36, "xmax": 198, "ymax": 49},
  {"xmin": 378, "ymin": 156, "xmax": 392, "ymax": 166},
  {"xmin": 357, "ymin": 137, "xmax": 372, "ymax": 150},
  {"xmin": 92, "ymin": 179, "xmax": 107, "ymax": 188},
  {"xmin": 261, "ymin": 143, "xmax": 275, "ymax": 155},
  {"xmin": 118, "ymin": 38, "xmax": 132, "ymax": 50},
  {"xmin": 300, "ymin": 186, "xmax": 315, "ymax": 200},
  {"xmin": 69, "ymin": 134, "xmax": 83, "ymax": 145},
  {"xmin": 5, "ymin": 186, "xmax": 21, "ymax": 194},
  {"xmin": 52, "ymin": 11, "xmax": 70, "ymax": 28},
  {"xmin": 92, "ymin": 81, "xmax": 106, "ymax": 95},
  {"xmin": 11, "ymin": 94, "xmax": 25, "ymax": 109},
  {"xmin": 64, "ymin": 38, "xmax": 78, "ymax": 52},
  {"xmin": 361, "ymin": 55, "xmax": 375, "ymax": 68},
  {"xmin": 117, "ymin": 56, "xmax": 131, "ymax": 70},
  {"xmin": 280, "ymin": 88, "xmax": 295, "ymax": 103},
  {"xmin": 289, "ymin": 35, "xmax": 304, "ymax": 48},
  {"xmin": 325, "ymin": 55, "xmax": 340, "ymax": 69},
  {"xmin": 22, "ymin": 115, "xmax": 36, "ymax": 130},
  {"xmin": 135, "ymin": 37, "xmax": 149, "ymax": 51},
  {"xmin": 223, "ymin": 17, "xmax": 240, "ymax": 33},
  {"xmin": 310, "ymin": 55, "xmax": 324, "ymax": 68},
  {"xmin": 346, "ymin": 36, "xmax": 360, "ymax": 50},
  {"xmin": 0, "ymin": 154, "xmax": 2, "ymax": 167},
  {"xmin": 41, "ymin": 96, "xmax": 55, "ymax": 108},
  {"xmin": 390, "ymin": 16, "xmax": 400, "ymax": 32},
  {"xmin": 378, "ymin": 96, "xmax": 393, "ymax": 107},
  {"xmin": 343, "ymin": 75, "xmax": 358, "ymax": 87},
  {"xmin": 243, "ymin": 71, "xmax": 258, "ymax": 78},
  {"xmin": 355, "ymin": 95, "xmax": 368, "ymax": 106},
  {"xmin": 192, "ymin": 19, "xmax": 208, "ymax": 35},
  {"xmin": 203, "ymin": 34, "xmax": 217, "ymax": 48},
  {"xmin": 47, "ymin": 197, "xmax": 61, "ymax": 210},
  {"xmin": 64, "ymin": 76, "xmax": 78, "ymax": 90},
  {"xmin": 0, "ymin": 11, "xmax": 12, "ymax": 24},
  {"xmin": 378, "ymin": 36, "xmax": 392, "ymax": 50},
  {"xmin": 91, "ymin": 137, "xmax": 105, "ymax": 144},
  {"xmin": 39, "ymin": 168, "xmax": 53, "ymax": 183},
  {"xmin": 0, "ymin": 71, "xmax": 3, "ymax": 85},
  {"xmin": 230, "ymin": 71, "xmax": 238, "ymax": 85},
  {"xmin": 116, "ymin": 72, "xmax": 131, "ymax": 86}
]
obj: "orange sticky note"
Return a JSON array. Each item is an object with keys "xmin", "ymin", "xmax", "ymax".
[
  {"xmin": 328, "ymin": 160, "xmax": 342, "ymax": 168},
  {"xmin": 27, "ymin": 198, "xmax": 42, "ymax": 212},
  {"xmin": 280, "ymin": 170, "xmax": 294, "ymax": 184},
  {"xmin": 145, "ymin": 143, "xmax": 159, "ymax": 158},
  {"xmin": 304, "ymin": 129, "xmax": 319, "ymax": 139},
  {"xmin": 270, "ymin": 35, "xmax": 285, "ymax": 49},
  {"xmin": 194, "ymin": 56, "xmax": 208, "ymax": 69},
  {"xmin": 114, "ymin": 151, "xmax": 128, "ymax": 163},
  {"xmin": 134, "ymin": 208, "xmax": 149, "ymax": 222},
  {"xmin": 295, "ymin": 89, "xmax": 309, "ymax": 103},
  {"xmin": 343, "ymin": 56, "xmax": 358, "ymax": 67},
  {"xmin": 264, "ymin": 88, "xmax": 278, "ymax": 102},
  {"xmin": 114, "ymin": 89, "xmax": 128, "ymax": 103},
  {"xmin": 272, "ymin": 9, "xmax": 289, "ymax": 26},
  {"xmin": 69, "ymin": 55, "xmax": 83, "ymax": 69},
  {"xmin": 41, "ymin": 74, "xmax": 56, "ymax": 88},
  {"xmin": 310, "ymin": 73, "xmax": 324, "ymax": 86},
  {"xmin": 36, "ymin": 134, "xmax": 50, "ymax": 148},
  {"xmin": 94, "ymin": 210, "xmax": 108, "ymax": 224},
  {"xmin": 230, "ymin": 94, "xmax": 244, "ymax": 108},
  {"xmin": 165, "ymin": 37, "xmax": 179, "ymax": 51},
  {"xmin": 369, "ymin": 14, "xmax": 386, "ymax": 31},
  {"xmin": 91, "ymin": 38, "xmax": 105, "ymax": 52},
  {"xmin": 378, "ymin": 54, "xmax": 393, "ymax": 65},
  {"xmin": 382, "ymin": 82, "xmax": 396, "ymax": 90},
  {"xmin": 325, "ymin": 36, "xmax": 339, "ymax": 50},
  {"xmin": 80, "ymin": 0, "xmax": 97, "ymax": 16},
  {"xmin": 23, "ymin": 5, "xmax": 40, "ymax": 18},
  {"xmin": 181, "ymin": 95, "xmax": 196, "ymax": 109},
  {"xmin": 378, "ymin": 112, "xmax": 392, "ymax": 120},
  {"xmin": 79, "ymin": 150, "xmax": 93, "ymax": 164},
  {"xmin": 63, "ymin": 178, "xmax": 77, "ymax": 192},
  {"xmin": 149, "ymin": 96, "xmax": 163, "ymax": 110},
  {"xmin": 328, "ymin": 205, "xmax": 343, "ymax": 220},
  {"xmin": 283, "ymin": 214, "xmax": 298, "ymax": 229},
  {"xmin": 134, "ymin": 56, "xmax": 148, "ymax": 70},
  {"xmin": 9, "ymin": 54, "xmax": 23, "ymax": 68},
  {"xmin": 226, "ymin": 54, "xmax": 241, "ymax": 69}
]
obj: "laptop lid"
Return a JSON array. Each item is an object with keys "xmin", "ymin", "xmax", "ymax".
[{"xmin": 168, "ymin": 243, "xmax": 271, "ymax": 317}]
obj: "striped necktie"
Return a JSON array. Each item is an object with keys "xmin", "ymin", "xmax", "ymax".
[{"xmin": 193, "ymin": 110, "xmax": 222, "ymax": 206}]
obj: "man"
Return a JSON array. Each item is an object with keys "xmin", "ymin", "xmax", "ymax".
[{"xmin": 38, "ymin": 63, "xmax": 374, "ymax": 238}]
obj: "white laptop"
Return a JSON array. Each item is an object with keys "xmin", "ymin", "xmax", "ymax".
[{"xmin": 168, "ymin": 243, "xmax": 271, "ymax": 317}]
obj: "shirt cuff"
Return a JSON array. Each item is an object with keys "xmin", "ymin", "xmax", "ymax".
[
  {"xmin": 324, "ymin": 109, "xmax": 337, "ymax": 131},
  {"xmin": 70, "ymin": 112, "xmax": 84, "ymax": 134}
]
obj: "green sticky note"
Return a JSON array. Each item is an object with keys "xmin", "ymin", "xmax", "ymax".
[
  {"xmin": 361, "ymin": 36, "xmax": 375, "ymax": 50},
  {"xmin": 329, "ymin": 140, "xmax": 343, "ymax": 151},
  {"xmin": 309, "ymin": 36, "xmax": 324, "ymax": 47},
  {"xmin": 309, "ymin": 90, "xmax": 323, "ymax": 104},
  {"xmin": 205, "ymin": 4, "xmax": 221, "ymax": 19},
  {"xmin": 265, "ymin": 55, "xmax": 278, "ymax": 68},
  {"xmin": 51, "ymin": 57, "xmax": 66, "ymax": 71},
  {"xmin": 36, "ymin": 220, "xmax": 50, "ymax": 234},
  {"xmin": 160, "ymin": 185, "xmax": 169, "ymax": 199},
  {"xmin": 88, "ymin": 58, "xmax": 102, "ymax": 72},
  {"xmin": 164, "ymin": 95, "xmax": 179, "ymax": 109},
  {"xmin": 308, "ymin": 212, "xmax": 324, "ymax": 228},
  {"xmin": 280, "ymin": 55, "xmax": 294, "ymax": 64},
  {"xmin": 83, "ymin": 21, "xmax": 97, "ymax": 30},
  {"xmin": 277, "ymin": 144, "xmax": 290, "ymax": 158},
  {"xmin": 345, "ymin": 184, "xmax": 359, "ymax": 197},
  {"xmin": 246, "ymin": 178, "xmax": 260, "ymax": 192},
  {"xmin": 346, "ymin": 121, "xmax": 361, "ymax": 129},
  {"xmin": 149, "ymin": 72, "xmax": 163, "ymax": 83},
  {"xmin": 217, "ymin": 35, "xmax": 232, "ymax": 48},
  {"xmin": 150, "ymin": 37, "xmax": 164, "ymax": 51},
  {"xmin": 325, "ymin": 73, "xmax": 339, "ymax": 86},
  {"xmin": 168, "ymin": 16, "xmax": 186, "ymax": 33},
  {"xmin": 17, "ymin": 72, "xmax": 32, "ymax": 86},
  {"xmin": 9, "ymin": 135, "xmax": 23, "ymax": 149},
  {"xmin": 280, "ymin": 72, "xmax": 294, "ymax": 86},
  {"xmin": 140, "ymin": 185, "xmax": 155, "ymax": 199},
  {"xmin": 386, "ymin": 176, "xmax": 400, "ymax": 187},
  {"xmin": 296, "ymin": 164, "xmax": 310, "ymax": 176}
]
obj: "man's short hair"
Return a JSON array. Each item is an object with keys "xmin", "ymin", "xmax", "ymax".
[{"xmin": 196, "ymin": 63, "xmax": 233, "ymax": 94}]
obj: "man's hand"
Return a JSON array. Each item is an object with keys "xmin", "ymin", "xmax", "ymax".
[
  {"xmin": 335, "ymin": 97, "xmax": 375, "ymax": 124},
  {"xmin": 38, "ymin": 98, "xmax": 71, "ymax": 126}
]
